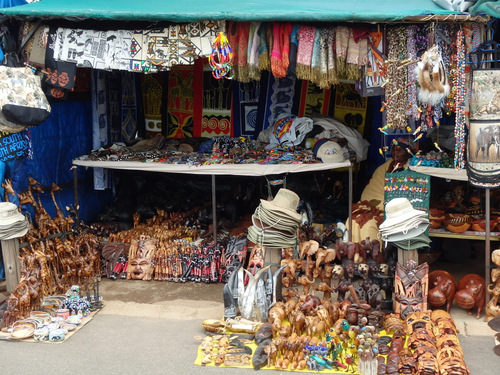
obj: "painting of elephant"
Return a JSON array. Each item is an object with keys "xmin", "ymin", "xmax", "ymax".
[{"xmin": 470, "ymin": 123, "xmax": 500, "ymax": 162}]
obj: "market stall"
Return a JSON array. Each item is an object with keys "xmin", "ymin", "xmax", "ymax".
[{"xmin": 1, "ymin": 0, "xmax": 500, "ymax": 371}]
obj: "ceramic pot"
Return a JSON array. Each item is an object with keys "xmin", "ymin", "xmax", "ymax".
[
  {"xmin": 49, "ymin": 328, "xmax": 68, "ymax": 342},
  {"xmin": 56, "ymin": 309, "xmax": 70, "ymax": 321},
  {"xmin": 33, "ymin": 327, "xmax": 49, "ymax": 342}
]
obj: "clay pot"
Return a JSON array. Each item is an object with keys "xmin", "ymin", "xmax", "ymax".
[{"xmin": 347, "ymin": 307, "xmax": 358, "ymax": 325}]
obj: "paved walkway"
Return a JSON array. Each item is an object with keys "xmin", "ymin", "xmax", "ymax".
[{"xmin": 0, "ymin": 280, "xmax": 499, "ymax": 374}]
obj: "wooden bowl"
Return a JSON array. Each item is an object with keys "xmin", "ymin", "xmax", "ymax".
[
  {"xmin": 471, "ymin": 219, "xmax": 497, "ymax": 232},
  {"xmin": 444, "ymin": 214, "xmax": 471, "ymax": 233}
]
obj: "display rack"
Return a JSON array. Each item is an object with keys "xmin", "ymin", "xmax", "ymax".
[{"xmin": 72, "ymin": 159, "xmax": 354, "ymax": 241}]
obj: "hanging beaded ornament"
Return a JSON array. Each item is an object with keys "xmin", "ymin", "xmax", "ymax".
[
  {"xmin": 209, "ymin": 32, "xmax": 234, "ymax": 80},
  {"xmin": 454, "ymin": 29, "xmax": 467, "ymax": 170}
]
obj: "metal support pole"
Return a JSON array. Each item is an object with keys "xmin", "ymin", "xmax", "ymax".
[
  {"xmin": 212, "ymin": 174, "xmax": 217, "ymax": 242},
  {"xmin": 348, "ymin": 163, "xmax": 353, "ymax": 241},
  {"xmin": 485, "ymin": 187, "xmax": 491, "ymax": 305},
  {"xmin": 73, "ymin": 166, "xmax": 80, "ymax": 225}
]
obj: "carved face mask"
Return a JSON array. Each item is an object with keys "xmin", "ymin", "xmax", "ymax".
[{"xmin": 127, "ymin": 237, "xmax": 156, "ymax": 281}]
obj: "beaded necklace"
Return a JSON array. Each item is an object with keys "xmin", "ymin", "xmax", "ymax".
[
  {"xmin": 454, "ymin": 29, "xmax": 467, "ymax": 170},
  {"xmin": 385, "ymin": 26, "xmax": 408, "ymax": 130}
]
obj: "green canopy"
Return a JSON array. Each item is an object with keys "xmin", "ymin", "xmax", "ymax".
[{"xmin": 0, "ymin": 0, "xmax": 466, "ymax": 23}]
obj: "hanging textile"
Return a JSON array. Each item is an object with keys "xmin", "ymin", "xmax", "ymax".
[
  {"xmin": 232, "ymin": 78, "xmax": 263, "ymax": 138},
  {"xmin": 166, "ymin": 65, "xmax": 198, "ymax": 138},
  {"xmin": 333, "ymin": 83, "xmax": 368, "ymax": 135},
  {"xmin": 91, "ymin": 70, "xmax": 110, "ymax": 190},
  {"xmin": 296, "ymin": 80, "xmax": 332, "ymax": 118},
  {"xmin": 120, "ymin": 71, "xmax": 138, "ymax": 142},
  {"xmin": 44, "ymin": 26, "xmax": 76, "ymax": 97},
  {"xmin": 141, "ymin": 73, "xmax": 163, "ymax": 138},
  {"xmin": 201, "ymin": 69, "xmax": 233, "ymax": 137}
]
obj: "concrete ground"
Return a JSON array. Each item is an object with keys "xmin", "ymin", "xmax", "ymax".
[{"xmin": 0, "ymin": 277, "xmax": 499, "ymax": 375}]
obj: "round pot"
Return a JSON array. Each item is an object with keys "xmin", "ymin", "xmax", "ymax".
[
  {"xmin": 49, "ymin": 328, "xmax": 68, "ymax": 342},
  {"xmin": 33, "ymin": 327, "xmax": 49, "ymax": 342}
]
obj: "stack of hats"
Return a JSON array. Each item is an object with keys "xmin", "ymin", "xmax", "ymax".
[
  {"xmin": 247, "ymin": 188, "xmax": 302, "ymax": 248},
  {"xmin": 0, "ymin": 202, "xmax": 29, "ymax": 240},
  {"xmin": 379, "ymin": 197, "xmax": 430, "ymax": 249}
]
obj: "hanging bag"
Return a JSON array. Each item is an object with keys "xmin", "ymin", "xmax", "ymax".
[{"xmin": 0, "ymin": 65, "xmax": 51, "ymax": 132}]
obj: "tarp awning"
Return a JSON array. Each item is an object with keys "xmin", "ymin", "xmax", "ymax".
[{"xmin": 0, "ymin": 0, "xmax": 474, "ymax": 23}]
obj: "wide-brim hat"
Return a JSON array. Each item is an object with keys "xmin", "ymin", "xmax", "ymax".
[
  {"xmin": 381, "ymin": 222, "xmax": 430, "ymax": 242},
  {"xmin": 251, "ymin": 213, "xmax": 298, "ymax": 234},
  {"xmin": 260, "ymin": 188, "xmax": 302, "ymax": 222},
  {"xmin": 393, "ymin": 233, "xmax": 431, "ymax": 251},
  {"xmin": 379, "ymin": 197, "xmax": 428, "ymax": 230},
  {"xmin": 253, "ymin": 205, "xmax": 301, "ymax": 228},
  {"xmin": 379, "ymin": 216, "xmax": 430, "ymax": 235},
  {"xmin": 247, "ymin": 225, "xmax": 298, "ymax": 248},
  {"xmin": 0, "ymin": 219, "xmax": 28, "ymax": 240},
  {"xmin": 0, "ymin": 202, "xmax": 26, "ymax": 226}
]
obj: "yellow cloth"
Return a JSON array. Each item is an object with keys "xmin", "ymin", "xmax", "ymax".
[{"xmin": 360, "ymin": 159, "xmax": 392, "ymax": 209}]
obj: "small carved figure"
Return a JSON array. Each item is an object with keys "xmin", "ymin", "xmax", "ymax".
[
  {"xmin": 455, "ymin": 273, "xmax": 486, "ymax": 319},
  {"xmin": 428, "ymin": 270, "xmax": 456, "ymax": 313}
]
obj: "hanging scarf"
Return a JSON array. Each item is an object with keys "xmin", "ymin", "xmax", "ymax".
[
  {"xmin": 270, "ymin": 22, "xmax": 293, "ymax": 79},
  {"xmin": 228, "ymin": 21, "xmax": 250, "ymax": 82},
  {"xmin": 335, "ymin": 26, "xmax": 350, "ymax": 79},
  {"xmin": 316, "ymin": 28, "xmax": 332, "ymax": 89},
  {"xmin": 327, "ymin": 27, "xmax": 338, "ymax": 87},
  {"xmin": 346, "ymin": 26, "xmax": 369, "ymax": 80},
  {"xmin": 258, "ymin": 23, "xmax": 272, "ymax": 72},
  {"xmin": 310, "ymin": 28, "xmax": 322, "ymax": 87},
  {"xmin": 296, "ymin": 26, "xmax": 316, "ymax": 81},
  {"xmin": 287, "ymin": 24, "xmax": 300, "ymax": 76},
  {"xmin": 248, "ymin": 22, "xmax": 262, "ymax": 81}
]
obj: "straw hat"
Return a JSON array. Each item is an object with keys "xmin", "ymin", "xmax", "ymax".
[
  {"xmin": 379, "ymin": 198, "xmax": 427, "ymax": 230},
  {"xmin": 260, "ymin": 188, "xmax": 302, "ymax": 222}
]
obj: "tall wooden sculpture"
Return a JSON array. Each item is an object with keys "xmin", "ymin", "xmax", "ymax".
[{"xmin": 395, "ymin": 260, "xmax": 429, "ymax": 320}]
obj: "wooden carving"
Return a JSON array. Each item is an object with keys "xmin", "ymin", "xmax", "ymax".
[
  {"xmin": 126, "ymin": 235, "xmax": 157, "ymax": 281},
  {"xmin": 394, "ymin": 261, "xmax": 429, "ymax": 320}
]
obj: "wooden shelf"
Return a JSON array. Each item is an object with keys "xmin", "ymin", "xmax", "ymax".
[{"xmin": 429, "ymin": 228, "xmax": 500, "ymax": 241}]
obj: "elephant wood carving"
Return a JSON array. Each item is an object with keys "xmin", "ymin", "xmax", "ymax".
[{"xmin": 428, "ymin": 270, "xmax": 456, "ymax": 313}]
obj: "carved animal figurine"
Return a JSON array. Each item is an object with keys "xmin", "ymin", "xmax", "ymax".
[
  {"xmin": 336, "ymin": 279, "xmax": 352, "ymax": 302},
  {"xmin": 342, "ymin": 258, "xmax": 355, "ymax": 280},
  {"xmin": 455, "ymin": 273, "xmax": 486, "ymax": 319},
  {"xmin": 486, "ymin": 249, "xmax": 500, "ymax": 322},
  {"xmin": 297, "ymin": 275, "xmax": 315, "ymax": 295},
  {"xmin": 315, "ymin": 282, "xmax": 335, "ymax": 300},
  {"xmin": 300, "ymin": 294, "xmax": 321, "ymax": 313},
  {"xmin": 428, "ymin": 270, "xmax": 456, "ymax": 313}
]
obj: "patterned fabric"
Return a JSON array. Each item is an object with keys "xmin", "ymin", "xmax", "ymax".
[
  {"xmin": 120, "ymin": 71, "xmax": 138, "ymax": 142},
  {"xmin": 141, "ymin": 74, "xmax": 163, "ymax": 138},
  {"xmin": 45, "ymin": 26, "xmax": 76, "ymax": 94},
  {"xmin": 91, "ymin": 70, "xmax": 110, "ymax": 190},
  {"xmin": 232, "ymin": 79, "xmax": 262, "ymax": 138},
  {"xmin": 49, "ymin": 23, "xmax": 218, "ymax": 73},
  {"xmin": 296, "ymin": 26, "xmax": 316, "ymax": 81},
  {"xmin": 296, "ymin": 80, "xmax": 332, "ymax": 118},
  {"xmin": 228, "ymin": 21, "xmax": 250, "ymax": 82},
  {"xmin": 201, "ymin": 70, "xmax": 232, "ymax": 137},
  {"xmin": 166, "ymin": 65, "xmax": 197, "ymax": 138},
  {"xmin": 247, "ymin": 22, "xmax": 262, "ymax": 81},
  {"xmin": 270, "ymin": 22, "xmax": 292, "ymax": 79}
]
